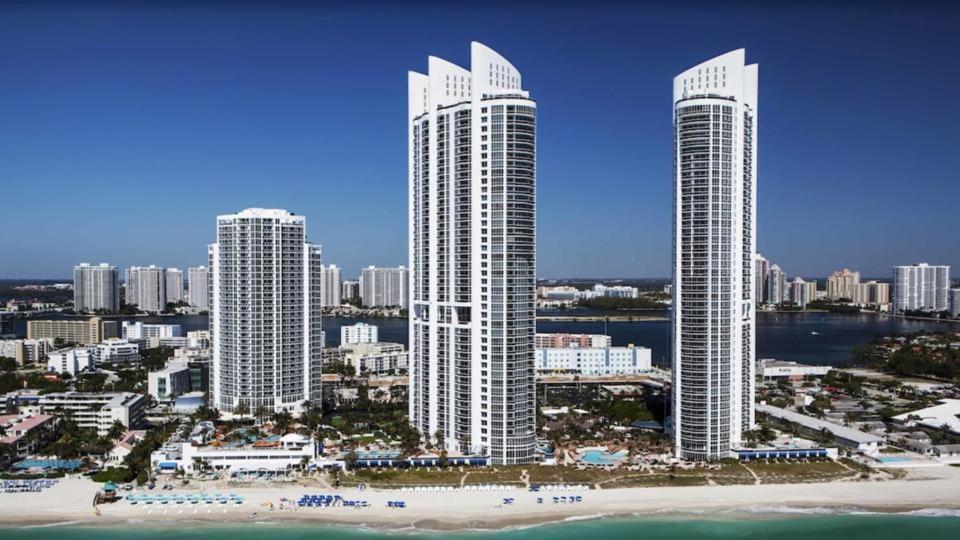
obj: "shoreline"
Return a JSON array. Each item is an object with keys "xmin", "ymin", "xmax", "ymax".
[{"xmin": 3, "ymin": 466, "xmax": 960, "ymax": 531}]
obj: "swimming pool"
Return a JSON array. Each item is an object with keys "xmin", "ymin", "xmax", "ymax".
[
  {"xmin": 580, "ymin": 450, "xmax": 628, "ymax": 465},
  {"xmin": 876, "ymin": 456, "xmax": 911, "ymax": 463}
]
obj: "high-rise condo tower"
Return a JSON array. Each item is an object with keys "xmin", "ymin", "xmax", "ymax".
[
  {"xmin": 672, "ymin": 49, "xmax": 758, "ymax": 460},
  {"xmin": 408, "ymin": 42, "xmax": 537, "ymax": 464}
]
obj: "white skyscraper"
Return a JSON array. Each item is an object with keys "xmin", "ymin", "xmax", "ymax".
[
  {"xmin": 408, "ymin": 42, "xmax": 537, "ymax": 464},
  {"xmin": 125, "ymin": 266, "xmax": 167, "ymax": 313},
  {"xmin": 209, "ymin": 208, "xmax": 322, "ymax": 414},
  {"xmin": 73, "ymin": 263, "xmax": 119, "ymax": 312},
  {"xmin": 789, "ymin": 277, "xmax": 817, "ymax": 308},
  {"xmin": 672, "ymin": 49, "xmax": 758, "ymax": 460},
  {"xmin": 359, "ymin": 266, "xmax": 409, "ymax": 309},
  {"xmin": 165, "ymin": 268, "xmax": 184, "ymax": 304},
  {"xmin": 893, "ymin": 263, "xmax": 951, "ymax": 313},
  {"xmin": 754, "ymin": 254, "xmax": 769, "ymax": 305},
  {"xmin": 320, "ymin": 264, "xmax": 342, "ymax": 307},
  {"xmin": 188, "ymin": 266, "xmax": 209, "ymax": 311},
  {"xmin": 766, "ymin": 264, "xmax": 786, "ymax": 305}
]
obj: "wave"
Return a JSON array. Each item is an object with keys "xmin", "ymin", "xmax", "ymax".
[{"xmin": 19, "ymin": 521, "xmax": 88, "ymax": 529}]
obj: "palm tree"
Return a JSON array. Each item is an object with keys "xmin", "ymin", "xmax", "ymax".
[
  {"xmin": 254, "ymin": 405, "xmax": 269, "ymax": 426},
  {"xmin": 107, "ymin": 420, "xmax": 126, "ymax": 441},
  {"xmin": 272, "ymin": 410, "xmax": 294, "ymax": 434},
  {"xmin": 235, "ymin": 402, "xmax": 250, "ymax": 421}
]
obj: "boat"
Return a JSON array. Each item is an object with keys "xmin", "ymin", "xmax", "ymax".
[{"xmin": 810, "ymin": 331, "xmax": 819, "ymax": 335}]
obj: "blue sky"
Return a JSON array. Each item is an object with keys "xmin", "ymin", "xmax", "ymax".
[{"xmin": 2, "ymin": 1, "xmax": 958, "ymax": 280}]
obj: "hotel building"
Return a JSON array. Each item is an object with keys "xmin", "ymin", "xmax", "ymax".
[
  {"xmin": 125, "ymin": 265, "xmax": 167, "ymax": 313},
  {"xmin": 27, "ymin": 317, "xmax": 118, "ymax": 345},
  {"xmin": 408, "ymin": 42, "xmax": 537, "ymax": 463},
  {"xmin": 672, "ymin": 49, "xmax": 758, "ymax": 460},
  {"xmin": 73, "ymin": 263, "xmax": 120, "ymax": 312},
  {"xmin": 209, "ymin": 208, "xmax": 323, "ymax": 414}
]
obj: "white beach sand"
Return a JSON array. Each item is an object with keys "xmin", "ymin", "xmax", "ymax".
[{"xmin": 2, "ymin": 465, "xmax": 959, "ymax": 530}]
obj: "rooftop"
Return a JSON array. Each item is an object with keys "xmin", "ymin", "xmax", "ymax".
[
  {"xmin": 893, "ymin": 399, "xmax": 960, "ymax": 435},
  {"xmin": 757, "ymin": 404, "xmax": 883, "ymax": 444}
]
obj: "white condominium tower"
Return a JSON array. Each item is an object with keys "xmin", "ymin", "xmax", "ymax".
[
  {"xmin": 125, "ymin": 265, "xmax": 166, "ymax": 313},
  {"xmin": 893, "ymin": 263, "xmax": 950, "ymax": 313},
  {"xmin": 320, "ymin": 264, "xmax": 342, "ymax": 307},
  {"xmin": 408, "ymin": 42, "xmax": 537, "ymax": 464},
  {"xmin": 73, "ymin": 263, "xmax": 120, "ymax": 312},
  {"xmin": 672, "ymin": 49, "xmax": 758, "ymax": 460},
  {"xmin": 188, "ymin": 266, "xmax": 210, "ymax": 310},
  {"xmin": 360, "ymin": 266, "xmax": 409, "ymax": 309},
  {"xmin": 209, "ymin": 208, "xmax": 323, "ymax": 414},
  {"xmin": 165, "ymin": 268, "xmax": 184, "ymax": 304}
]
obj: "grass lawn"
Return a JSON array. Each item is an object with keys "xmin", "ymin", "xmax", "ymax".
[{"xmin": 342, "ymin": 468, "xmax": 465, "ymax": 487}]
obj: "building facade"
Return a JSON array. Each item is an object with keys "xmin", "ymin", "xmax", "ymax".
[
  {"xmin": 187, "ymin": 266, "xmax": 210, "ymax": 311},
  {"xmin": 341, "ymin": 322, "xmax": 378, "ymax": 345},
  {"xmin": 855, "ymin": 280, "xmax": 891, "ymax": 307},
  {"xmin": 148, "ymin": 362, "xmax": 192, "ymax": 400},
  {"xmin": 534, "ymin": 333, "xmax": 612, "ymax": 349},
  {"xmin": 360, "ymin": 266, "xmax": 409, "ymax": 308},
  {"xmin": 46, "ymin": 347, "xmax": 96, "ymax": 375},
  {"xmin": 408, "ymin": 42, "xmax": 537, "ymax": 464},
  {"xmin": 826, "ymin": 269, "xmax": 860, "ymax": 301},
  {"xmin": 754, "ymin": 254, "xmax": 769, "ymax": 305},
  {"xmin": 0, "ymin": 338, "xmax": 55, "ymax": 367},
  {"xmin": 765, "ymin": 264, "xmax": 786, "ymax": 305},
  {"xmin": 341, "ymin": 280, "xmax": 359, "ymax": 302},
  {"xmin": 320, "ymin": 264, "xmax": 342, "ymax": 307},
  {"xmin": 73, "ymin": 263, "xmax": 120, "ymax": 312},
  {"xmin": 672, "ymin": 49, "xmax": 758, "ymax": 460},
  {"xmin": 126, "ymin": 266, "xmax": 167, "ymax": 313},
  {"xmin": 789, "ymin": 277, "xmax": 817, "ymax": 308},
  {"xmin": 27, "ymin": 317, "xmax": 118, "ymax": 345},
  {"xmin": 165, "ymin": 268, "xmax": 184, "ymax": 304},
  {"xmin": 209, "ymin": 208, "xmax": 322, "ymax": 414},
  {"xmin": 892, "ymin": 263, "xmax": 951, "ymax": 313},
  {"xmin": 39, "ymin": 392, "xmax": 145, "ymax": 435},
  {"xmin": 535, "ymin": 345, "xmax": 652, "ymax": 376}
]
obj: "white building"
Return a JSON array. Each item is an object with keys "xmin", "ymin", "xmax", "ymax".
[
  {"xmin": 893, "ymin": 399, "xmax": 960, "ymax": 435},
  {"xmin": 74, "ymin": 263, "xmax": 119, "ymax": 312},
  {"xmin": 789, "ymin": 277, "xmax": 817, "ymax": 308},
  {"xmin": 122, "ymin": 321, "xmax": 183, "ymax": 340},
  {"xmin": 0, "ymin": 338, "xmax": 55, "ymax": 367},
  {"xmin": 46, "ymin": 347, "xmax": 96, "ymax": 375},
  {"xmin": 187, "ymin": 330, "xmax": 211, "ymax": 349},
  {"xmin": 535, "ymin": 333, "xmax": 611, "ymax": 349},
  {"xmin": 360, "ymin": 266, "xmax": 408, "ymax": 308},
  {"xmin": 951, "ymin": 288, "xmax": 960, "ymax": 317},
  {"xmin": 754, "ymin": 254, "xmax": 769, "ymax": 305},
  {"xmin": 148, "ymin": 362, "xmax": 192, "ymax": 400},
  {"xmin": 408, "ymin": 42, "xmax": 537, "ymax": 464},
  {"xmin": 209, "ymin": 208, "xmax": 323, "ymax": 414},
  {"xmin": 893, "ymin": 263, "xmax": 951, "ymax": 313},
  {"xmin": 321, "ymin": 264, "xmax": 342, "ymax": 307},
  {"xmin": 126, "ymin": 265, "xmax": 167, "ymax": 313},
  {"xmin": 589, "ymin": 284, "xmax": 639, "ymax": 299},
  {"xmin": 758, "ymin": 359, "xmax": 831, "ymax": 379},
  {"xmin": 535, "ymin": 346, "xmax": 652, "ymax": 376},
  {"xmin": 187, "ymin": 266, "xmax": 210, "ymax": 311},
  {"xmin": 151, "ymin": 433, "xmax": 319, "ymax": 474},
  {"xmin": 39, "ymin": 391, "xmax": 145, "ymax": 435},
  {"xmin": 324, "ymin": 342, "xmax": 408, "ymax": 375},
  {"xmin": 758, "ymin": 404, "xmax": 881, "ymax": 455},
  {"xmin": 672, "ymin": 49, "xmax": 758, "ymax": 460},
  {"xmin": 766, "ymin": 264, "xmax": 786, "ymax": 305},
  {"xmin": 165, "ymin": 268, "xmax": 184, "ymax": 304},
  {"xmin": 340, "ymin": 322, "xmax": 378, "ymax": 345},
  {"xmin": 95, "ymin": 338, "xmax": 140, "ymax": 365}
]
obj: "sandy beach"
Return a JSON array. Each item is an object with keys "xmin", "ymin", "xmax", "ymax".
[{"xmin": 2, "ymin": 465, "xmax": 960, "ymax": 530}]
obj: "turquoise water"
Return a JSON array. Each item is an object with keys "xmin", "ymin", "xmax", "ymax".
[
  {"xmin": 579, "ymin": 450, "xmax": 628, "ymax": 465},
  {"xmin": 3, "ymin": 516, "xmax": 960, "ymax": 539},
  {"xmin": 876, "ymin": 456, "xmax": 911, "ymax": 463}
]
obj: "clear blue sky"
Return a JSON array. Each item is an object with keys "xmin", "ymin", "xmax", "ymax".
[{"xmin": 2, "ymin": 1, "xmax": 958, "ymax": 280}]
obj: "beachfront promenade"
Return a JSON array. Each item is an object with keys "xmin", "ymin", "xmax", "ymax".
[{"xmin": 2, "ymin": 466, "xmax": 959, "ymax": 529}]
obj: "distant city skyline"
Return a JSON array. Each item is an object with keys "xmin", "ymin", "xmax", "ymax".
[{"xmin": 2, "ymin": 3, "xmax": 959, "ymax": 279}]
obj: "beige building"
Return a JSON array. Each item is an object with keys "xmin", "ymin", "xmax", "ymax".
[
  {"xmin": 0, "ymin": 338, "xmax": 56, "ymax": 366},
  {"xmin": 855, "ymin": 280, "xmax": 891, "ymax": 307},
  {"xmin": 27, "ymin": 317, "xmax": 118, "ymax": 345},
  {"xmin": 826, "ymin": 269, "xmax": 861, "ymax": 301}
]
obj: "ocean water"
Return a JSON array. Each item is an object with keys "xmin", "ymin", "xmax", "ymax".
[{"xmin": 4, "ymin": 515, "xmax": 960, "ymax": 539}]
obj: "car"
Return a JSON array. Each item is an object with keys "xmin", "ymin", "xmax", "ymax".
[{"xmin": 123, "ymin": 483, "xmax": 133, "ymax": 491}]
